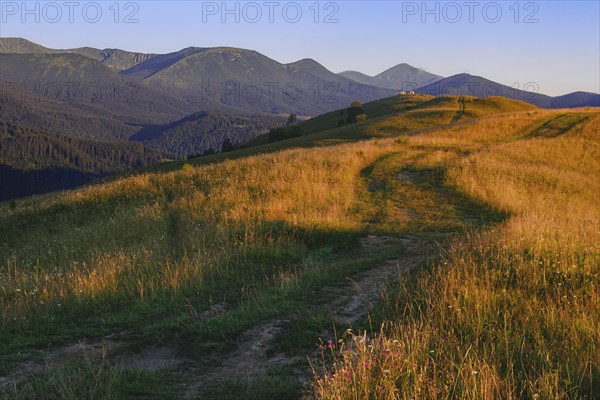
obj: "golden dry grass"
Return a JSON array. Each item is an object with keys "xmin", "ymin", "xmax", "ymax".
[
  {"xmin": 312, "ymin": 112, "xmax": 599, "ymax": 399},
  {"xmin": 1, "ymin": 104, "xmax": 598, "ymax": 398},
  {"xmin": 1, "ymin": 139, "xmax": 398, "ymax": 325}
]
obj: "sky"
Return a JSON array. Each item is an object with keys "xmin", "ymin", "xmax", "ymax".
[{"xmin": 1, "ymin": 0, "xmax": 599, "ymax": 96}]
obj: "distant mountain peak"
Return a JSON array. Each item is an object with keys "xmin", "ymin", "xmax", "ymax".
[
  {"xmin": 286, "ymin": 58, "xmax": 326, "ymax": 68},
  {"xmin": 376, "ymin": 63, "xmax": 443, "ymax": 80},
  {"xmin": 287, "ymin": 57, "xmax": 320, "ymax": 65},
  {"xmin": 0, "ymin": 37, "xmax": 54, "ymax": 53},
  {"xmin": 340, "ymin": 63, "xmax": 443, "ymax": 91}
]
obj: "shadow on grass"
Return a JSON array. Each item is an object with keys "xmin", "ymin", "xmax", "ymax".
[{"xmin": 1, "ymin": 148, "xmax": 512, "ymax": 399}]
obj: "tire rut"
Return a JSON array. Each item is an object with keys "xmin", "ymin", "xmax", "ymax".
[
  {"xmin": 180, "ymin": 234, "xmax": 438, "ymax": 399},
  {"xmin": 451, "ymin": 96, "xmax": 466, "ymax": 123}
]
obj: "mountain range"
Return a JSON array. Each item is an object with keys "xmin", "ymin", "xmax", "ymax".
[
  {"xmin": 416, "ymin": 73, "xmax": 600, "ymax": 109},
  {"xmin": 0, "ymin": 38, "xmax": 397, "ymax": 116},
  {"xmin": 0, "ymin": 37, "xmax": 598, "ymax": 200}
]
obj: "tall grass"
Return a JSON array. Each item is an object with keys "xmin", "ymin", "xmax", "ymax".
[
  {"xmin": 0, "ymin": 140, "xmax": 396, "ymax": 328},
  {"xmin": 312, "ymin": 113, "xmax": 599, "ymax": 398},
  {"xmin": 1, "ymin": 105, "xmax": 598, "ymax": 397},
  {"xmin": 1, "ymin": 360, "xmax": 179, "ymax": 400}
]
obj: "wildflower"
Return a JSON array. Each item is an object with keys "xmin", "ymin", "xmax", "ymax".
[
  {"xmin": 471, "ymin": 370, "xmax": 478, "ymax": 375},
  {"xmin": 327, "ymin": 340, "xmax": 334, "ymax": 349}
]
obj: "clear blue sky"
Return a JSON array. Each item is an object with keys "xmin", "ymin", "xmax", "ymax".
[{"xmin": 1, "ymin": 1, "xmax": 598, "ymax": 95}]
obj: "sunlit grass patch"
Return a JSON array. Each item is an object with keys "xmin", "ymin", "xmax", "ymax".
[{"xmin": 312, "ymin": 110, "xmax": 600, "ymax": 399}]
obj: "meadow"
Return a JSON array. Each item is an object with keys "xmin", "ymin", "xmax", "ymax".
[
  {"xmin": 312, "ymin": 111, "xmax": 599, "ymax": 399},
  {"xmin": 0, "ymin": 96, "xmax": 597, "ymax": 399}
]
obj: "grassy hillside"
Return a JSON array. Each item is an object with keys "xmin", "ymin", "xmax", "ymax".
[
  {"xmin": 159, "ymin": 95, "xmax": 537, "ymax": 169},
  {"xmin": 0, "ymin": 95, "xmax": 597, "ymax": 399},
  {"xmin": 313, "ymin": 111, "xmax": 599, "ymax": 399}
]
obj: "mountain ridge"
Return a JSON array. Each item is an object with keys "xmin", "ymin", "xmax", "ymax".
[
  {"xmin": 2, "ymin": 38, "xmax": 598, "ymax": 110},
  {"xmin": 417, "ymin": 73, "xmax": 600, "ymax": 108},
  {"xmin": 120, "ymin": 46, "xmax": 396, "ymax": 115},
  {"xmin": 0, "ymin": 37, "xmax": 157, "ymax": 70}
]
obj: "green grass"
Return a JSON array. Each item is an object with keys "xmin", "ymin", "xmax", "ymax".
[
  {"xmin": 140, "ymin": 94, "xmax": 538, "ymax": 175},
  {"xmin": 1, "ymin": 95, "xmax": 596, "ymax": 398},
  {"xmin": 244, "ymin": 94, "xmax": 435, "ymax": 147},
  {"xmin": 196, "ymin": 368, "xmax": 302, "ymax": 400},
  {"xmin": 1, "ymin": 362, "xmax": 182, "ymax": 400}
]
